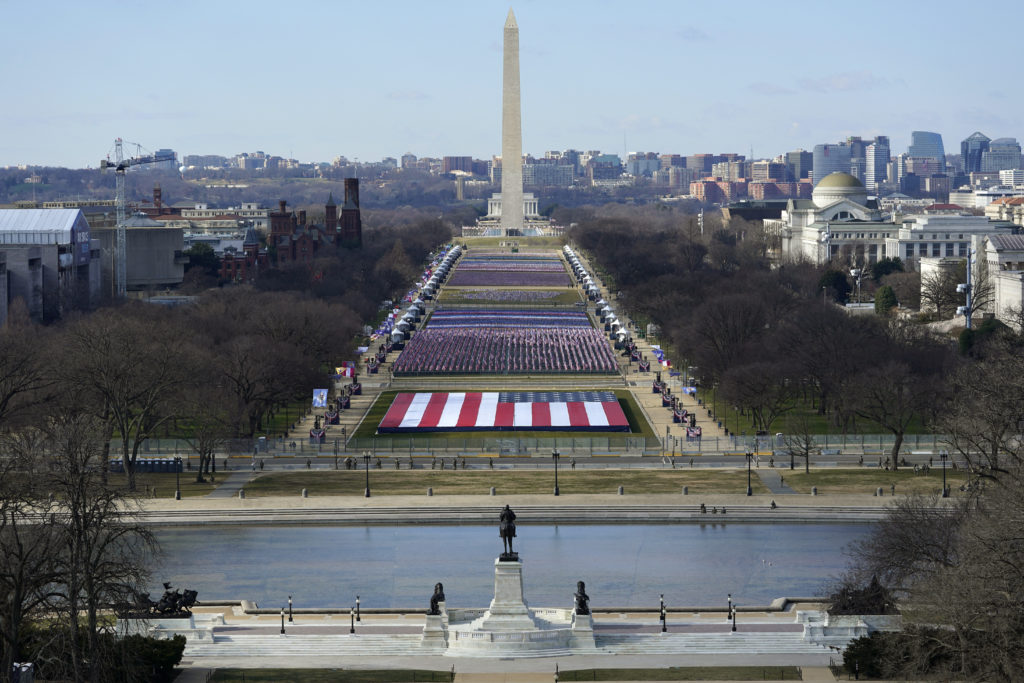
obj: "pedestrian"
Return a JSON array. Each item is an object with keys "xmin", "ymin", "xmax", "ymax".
[
  {"xmin": 780, "ymin": 475, "xmax": 784, "ymax": 486},
  {"xmin": 770, "ymin": 500, "xmax": 777, "ymax": 509},
  {"xmin": 259, "ymin": 460, "xmax": 264, "ymax": 471},
  {"xmin": 890, "ymin": 483, "xmax": 895, "ymax": 496},
  {"xmin": 251, "ymin": 461, "xmax": 256, "ymax": 472},
  {"xmin": 488, "ymin": 458, "xmax": 493, "ymax": 469},
  {"xmin": 306, "ymin": 458, "xmax": 311, "ymax": 469},
  {"xmin": 570, "ymin": 458, "xmax": 576, "ymax": 471},
  {"xmin": 223, "ymin": 458, "xmax": 229, "ymax": 470}
]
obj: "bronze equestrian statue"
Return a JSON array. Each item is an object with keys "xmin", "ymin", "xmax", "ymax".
[{"xmin": 499, "ymin": 504, "xmax": 517, "ymax": 557}]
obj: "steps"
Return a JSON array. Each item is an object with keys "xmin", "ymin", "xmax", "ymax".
[{"xmin": 183, "ymin": 629, "xmax": 831, "ymax": 660}]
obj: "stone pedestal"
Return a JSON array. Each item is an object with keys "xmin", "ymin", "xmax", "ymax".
[
  {"xmin": 569, "ymin": 612, "xmax": 596, "ymax": 649},
  {"xmin": 476, "ymin": 559, "xmax": 536, "ymax": 630},
  {"xmin": 422, "ymin": 614, "xmax": 446, "ymax": 648}
]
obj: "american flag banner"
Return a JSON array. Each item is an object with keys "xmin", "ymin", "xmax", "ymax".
[{"xmin": 378, "ymin": 391, "xmax": 630, "ymax": 433}]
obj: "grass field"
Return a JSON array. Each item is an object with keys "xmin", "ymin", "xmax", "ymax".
[
  {"xmin": 104, "ymin": 472, "xmax": 220, "ymax": 499},
  {"xmin": 208, "ymin": 667, "xmax": 801, "ymax": 681},
  {"xmin": 558, "ymin": 666, "xmax": 802, "ymax": 681},
  {"xmin": 437, "ymin": 287, "xmax": 582, "ymax": 306},
  {"xmin": 350, "ymin": 390, "xmax": 657, "ymax": 442},
  {"xmin": 210, "ymin": 670, "xmax": 451, "ymax": 682},
  {"xmin": 780, "ymin": 468, "xmax": 967, "ymax": 496},
  {"xmin": 239, "ymin": 468, "xmax": 767, "ymax": 497}
]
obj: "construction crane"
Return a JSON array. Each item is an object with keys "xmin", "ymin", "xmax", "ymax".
[{"xmin": 100, "ymin": 139, "xmax": 177, "ymax": 296}]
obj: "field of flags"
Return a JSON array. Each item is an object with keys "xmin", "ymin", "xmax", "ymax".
[
  {"xmin": 379, "ymin": 391, "xmax": 630, "ymax": 433},
  {"xmin": 390, "ymin": 325, "xmax": 618, "ymax": 374},
  {"xmin": 448, "ymin": 252, "xmax": 570, "ymax": 287}
]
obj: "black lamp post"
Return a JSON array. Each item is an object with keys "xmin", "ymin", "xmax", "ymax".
[
  {"xmin": 350, "ymin": 607, "xmax": 355, "ymax": 634},
  {"xmin": 732, "ymin": 603, "xmax": 737, "ymax": 632},
  {"xmin": 174, "ymin": 456, "xmax": 181, "ymax": 500},
  {"xmin": 280, "ymin": 607, "xmax": 285, "ymax": 635},
  {"xmin": 552, "ymin": 448, "xmax": 560, "ymax": 496},
  {"xmin": 745, "ymin": 451, "xmax": 753, "ymax": 496},
  {"xmin": 334, "ymin": 439, "xmax": 339, "ymax": 470},
  {"xmin": 727, "ymin": 593, "xmax": 732, "ymax": 619},
  {"xmin": 660, "ymin": 594, "xmax": 666, "ymax": 633},
  {"xmin": 363, "ymin": 451, "xmax": 371, "ymax": 498},
  {"xmin": 288, "ymin": 595, "xmax": 293, "ymax": 622},
  {"xmin": 941, "ymin": 451, "xmax": 949, "ymax": 498},
  {"xmin": 356, "ymin": 595, "xmax": 361, "ymax": 622}
]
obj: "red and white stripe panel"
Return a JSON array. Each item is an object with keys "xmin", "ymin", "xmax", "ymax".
[{"xmin": 378, "ymin": 392, "xmax": 629, "ymax": 432}]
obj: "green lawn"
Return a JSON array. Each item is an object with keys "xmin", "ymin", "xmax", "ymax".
[
  {"xmin": 558, "ymin": 666, "xmax": 801, "ymax": 681},
  {"xmin": 350, "ymin": 390, "xmax": 657, "ymax": 441},
  {"xmin": 239, "ymin": 469, "xmax": 767, "ymax": 497},
  {"xmin": 781, "ymin": 468, "xmax": 967, "ymax": 496},
  {"xmin": 208, "ymin": 670, "xmax": 451, "ymax": 682},
  {"xmin": 206, "ymin": 667, "xmax": 801, "ymax": 682},
  {"xmin": 695, "ymin": 387, "xmax": 932, "ymax": 437},
  {"xmin": 109, "ymin": 472, "xmax": 218, "ymax": 499}
]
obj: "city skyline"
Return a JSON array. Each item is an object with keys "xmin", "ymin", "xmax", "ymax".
[{"xmin": 3, "ymin": 0, "xmax": 1023, "ymax": 168}]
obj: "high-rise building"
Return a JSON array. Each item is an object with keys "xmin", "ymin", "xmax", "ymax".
[
  {"xmin": 907, "ymin": 131, "xmax": 945, "ymax": 164},
  {"xmin": 981, "ymin": 138, "xmax": 1022, "ymax": 172},
  {"xmin": 812, "ymin": 143, "xmax": 851, "ymax": 185},
  {"xmin": 865, "ymin": 136, "xmax": 890, "ymax": 191},
  {"xmin": 960, "ymin": 132, "xmax": 990, "ymax": 173},
  {"xmin": 786, "ymin": 149, "xmax": 813, "ymax": 180}
]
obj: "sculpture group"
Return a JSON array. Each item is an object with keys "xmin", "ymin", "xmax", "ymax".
[{"xmin": 122, "ymin": 582, "xmax": 198, "ymax": 618}]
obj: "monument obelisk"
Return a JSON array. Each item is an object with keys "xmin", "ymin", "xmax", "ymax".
[{"xmin": 500, "ymin": 9, "xmax": 523, "ymax": 236}]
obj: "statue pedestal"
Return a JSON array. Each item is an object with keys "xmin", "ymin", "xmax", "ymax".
[
  {"xmin": 422, "ymin": 614, "xmax": 447, "ymax": 648},
  {"xmin": 474, "ymin": 558, "xmax": 537, "ymax": 631},
  {"xmin": 570, "ymin": 612, "xmax": 596, "ymax": 648}
]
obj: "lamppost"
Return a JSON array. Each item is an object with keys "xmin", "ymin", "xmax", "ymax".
[
  {"xmin": 356, "ymin": 595, "xmax": 361, "ymax": 622},
  {"xmin": 174, "ymin": 456, "xmax": 181, "ymax": 500},
  {"xmin": 288, "ymin": 595, "xmax": 293, "ymax": 622},
  {"xmin": 731, "ymin": 602, "xmax": 737, "ymax": 632},
  {"xmin": 280, "ymin": 607, "xmax": 285, "ymax": 635},
  {"xmin": 660, "ymin": 594, "xmax": 666, "ymax": 633},
  {"xmin": 363, "ymin": 451, "xmax": 371, "ymax": 498},
  {"xmin": 334, "ymin": 439, "xmax": 339, "ymax": 470},
  {"xmin": 941, "ymin": 450, "xmax": 949, "ymax": 498},
  {"xmin": 350, "ymin": 606, "xmax": 355, "ymax": 634},
  {"xmin": 552, "ymin": 448, "xmax": 560, "ymax": 496},
  {"xmin": 745, "ymin": 451, "xmax": 753, "ymax": 496},
  {"xmin": 727, "ymin": 593, "xmax": 732, "ymax": 620}
]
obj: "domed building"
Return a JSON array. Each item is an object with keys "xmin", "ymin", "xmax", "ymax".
[{"xmin": 768, "ymin": 172, "xmax": 891, "ymax": 265}]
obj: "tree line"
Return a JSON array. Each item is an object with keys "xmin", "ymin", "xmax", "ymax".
[{"xmin": 569, "ymin": 209, "xmax": 1015, "ymax": 460}]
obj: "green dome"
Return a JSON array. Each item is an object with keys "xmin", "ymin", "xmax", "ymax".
[{"xmin": 817, "ymin": 172, "xmax": 864, "ymax": 189}]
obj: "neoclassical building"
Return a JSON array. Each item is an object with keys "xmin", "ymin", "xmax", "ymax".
[{"xmin": 771, "ymin": 172, "xmax": 1016, "ymax": 268}]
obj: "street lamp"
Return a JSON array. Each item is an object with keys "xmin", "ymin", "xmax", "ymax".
[
  {"xmin": 356, "ymin": 595, "xmax": 361, "ymax": 622},
  {"xmin": 660, "ymin": 594, "xmax": 666, "ymax": 633},
  {"xmin": 334, "ymin": 439, "xmax": 339, "ymax": 470},
  {"xmin": 731, "ymin": 603, "xmax": 737, "ymax": 632},
  {"xmin": 174, "ymin": 456, "xmax": 181, "ymax": 500},
  {"xmin": 363, "ymin": 451, "xmax": 371, "ymax": 498},
  {"xmin": 280, "ymin": 607, "xmax": 285, "ymax": 635},
  {"xmin": 552, "ymin": 448, "xmax": 560, "ymax": 496},
  {"xmin": 941, "ymin": 451, "xmax": 949, "ymax": 498},
  {"xmin": 288, "ymin": 595, "xmax": 293, "ymax": 622},
  {"xmin": 745, "ymin": 451, "xmax": 753, "ymax": 496},
  {"xmin": 727, "ymin": 593, "xmax": 732, "ymax": 619},
  {"xmin": 350, "ymin": 607, "xmax": 355, "ymax": 634}
]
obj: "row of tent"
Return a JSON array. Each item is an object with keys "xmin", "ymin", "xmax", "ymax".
[
  {"xmin": 391, "ymin": 245, "xmax": 464, "ymax": 347},
  {"xmin": 563, "ymin": 246, "xmax": 630, "ymax": 345}
]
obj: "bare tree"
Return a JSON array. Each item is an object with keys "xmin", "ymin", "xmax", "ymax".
[{"xmin": 782, "ymin": 413, "xmax": 815, "ymax": 473}]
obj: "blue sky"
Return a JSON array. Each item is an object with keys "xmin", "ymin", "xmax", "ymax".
[{"xmin": 3, "ymin": 0, "xmax": 1022, "ymax": 168}]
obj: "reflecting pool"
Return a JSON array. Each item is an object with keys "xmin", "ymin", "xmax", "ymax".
[{"xmin": 152, "ymin": 523, "xmax": 872, "ymax": 609}]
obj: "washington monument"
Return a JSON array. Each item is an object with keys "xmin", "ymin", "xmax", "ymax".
[{"xmin": 501, "ymin": 8, "xmax": 523, "ymax": 236}]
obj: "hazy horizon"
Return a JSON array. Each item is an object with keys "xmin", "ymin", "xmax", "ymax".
[{"xmin": 3, "ymin": 0, "xmax": 1021, "ymax": 168}]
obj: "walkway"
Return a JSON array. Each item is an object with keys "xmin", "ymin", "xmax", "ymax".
[
  {"xmin": 756, "ymin": 470, "xmax": 798, "ymax": 495},
  {"xmin": 205, "ymin": 472, "xmax": 254, "ymax": 499}
]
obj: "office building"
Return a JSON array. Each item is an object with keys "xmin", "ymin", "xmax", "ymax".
[
  {"xmin": 961, "ymin": 132, "xmax": 991, "ymax": 173},
  {"xmin": 907, "ymin": 131, "xmax": 945, "ymax": 164},
  {"xmin": 812, "ymin": 143, "xmax": 851, "ymax": 185},
  {"xmin": 786, "ymin": 149, "xmax": 813, "ymax": 180},
  {"xmin": 865, "ymin": 137, "xmax": 889, "ymax": 191},
  {"xmin": 981, "ymin": 138, "xmax": 1022, "ymax": 172}
]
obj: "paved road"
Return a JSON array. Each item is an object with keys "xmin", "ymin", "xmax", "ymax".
[{"xmin": 757, "ymin": 470, "xmax": 798, "ymax": 495}]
